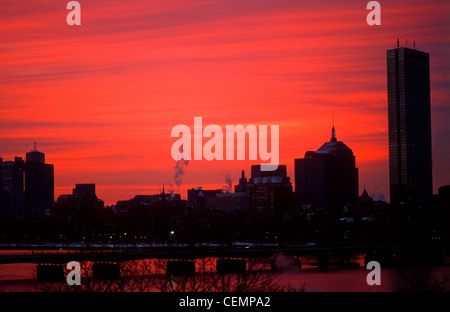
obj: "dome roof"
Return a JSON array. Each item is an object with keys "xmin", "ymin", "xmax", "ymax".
[
  {"xmin": 318, "ymin": 140, "xmax": 354, "ymax": 156},
  {"xmin": 316, "ymin": 127, "xmax": 354, "ymax": 157}
]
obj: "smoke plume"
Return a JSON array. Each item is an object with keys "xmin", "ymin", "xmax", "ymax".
[
  {"xmin": 223, "ymin": 174, "xmax": 233, "ymax": 193},
  {"xmin": 369, "ymin": 186, "xmax": 387, "ymax": 202},
  {"xmin": 173, "ymin": 146, "xmax": 189, "ymax": 189},
  {"xmin": 174, "ymin": 159, "xmax": 189, "ymax": 188}
]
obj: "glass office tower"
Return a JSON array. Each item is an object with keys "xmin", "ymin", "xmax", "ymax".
[{"xmin": 387, "ymin": 46, "xmax": 432, "ymax": 207}]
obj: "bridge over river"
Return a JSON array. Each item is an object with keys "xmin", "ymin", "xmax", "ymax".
[{"xmin": 1, "ymin": 243, "xmax": 449, "ymax": 266}]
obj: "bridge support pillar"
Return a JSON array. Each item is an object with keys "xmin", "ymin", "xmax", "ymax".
[
  {"xmin": 92, "ymin": 262, "xmax": 121, "ymax": 280},
  {"xmin": 166, "ymin": 260, "xmax": 196, "ymax": 276},
  {"xmin": 216, "ymin": 258, "xmax": 246, "ymax": 274},
  {"xmin": 317, "ymin": 253, "xmax": 329, "ymax": 270},
  {"xmin": 36, "ymin": 264, "xmax": 64, "ymax": 282}
]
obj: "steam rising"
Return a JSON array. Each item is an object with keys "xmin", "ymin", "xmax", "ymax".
[
  {"xmin": 223, "ymin": 174, "xmax": 232, "ymax": 193},
  {"xmin": 174, "ymin": 146, "xmax": 189, "ymax": 188},
  {"xmin": 271, "ymin": 252, "xmax": 302, "ymax": 272}
]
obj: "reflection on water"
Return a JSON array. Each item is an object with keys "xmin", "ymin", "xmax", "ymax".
[{"xmin": 1, "ymin": 251, "xmax": 450, "ymax": 292}]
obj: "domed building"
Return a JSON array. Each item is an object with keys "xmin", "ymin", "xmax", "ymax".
[{"xmin": 294, "ymin": 126, "xmax": 359, "ymax": 212}]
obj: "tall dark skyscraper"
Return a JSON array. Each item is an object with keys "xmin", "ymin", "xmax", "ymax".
[
  {"xmin": 1, "ymin": 146, "xmax": 54, "ymax": 218},
  {"xmin": 387, "ymin": 45, "xmax": 432, "ymax": 207},
  {"xmin": 25, "ymin": 147, "xmax": 54, "ymax": 218},
  {"xmin": 294, "ymin": 127, "xmax": 359, "ymax": 211},
  {"xmin": 0, "ymin": 157, "xmax": 25, "ymax": 217}
]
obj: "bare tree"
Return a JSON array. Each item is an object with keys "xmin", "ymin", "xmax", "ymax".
[
  {"xmin": 28, "ymin": 257, "xmax": 305, "ymax": 292},
  {"xmin": 149, "ymin": 257, "xmax": 303, "ymax": 292}
]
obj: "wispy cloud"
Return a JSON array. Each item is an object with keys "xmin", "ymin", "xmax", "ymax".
[{"xmin": 1, "ymin": 0, "xmax": 449, "ymax": 204}]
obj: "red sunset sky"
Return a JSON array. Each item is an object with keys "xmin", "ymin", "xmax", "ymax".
[{"xmin": 1, "ymin": 0, "xmax": 449, "ymax": 205}]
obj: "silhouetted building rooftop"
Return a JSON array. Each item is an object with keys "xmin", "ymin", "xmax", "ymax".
[{"xmin": 295, "ymin": 126, "xmax": 359, "ymax": 211}]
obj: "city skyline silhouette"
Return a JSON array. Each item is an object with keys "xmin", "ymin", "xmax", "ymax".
[
  {"xmin": 1, "ymin": 1, "xmax": 449, "ymax": 207},
  {"xmin": 1, "ymin": 2, "xmax": 450, "ymax": 299}
]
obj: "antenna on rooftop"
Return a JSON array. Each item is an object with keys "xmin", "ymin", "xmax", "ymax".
[
  {"xmin": 331, "ymin": 109, "xmax": 336, "ymax": 142},
  {"xmin": 332, "ymin": 109, "xmax": 335, "ymax": 128}
]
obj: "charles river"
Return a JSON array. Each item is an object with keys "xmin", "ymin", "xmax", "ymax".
[{"xmin": 1, "ymin": 242, "xmax": 450, "ymax": 292}]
